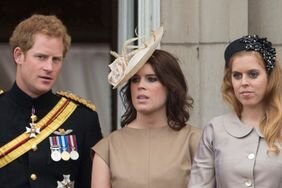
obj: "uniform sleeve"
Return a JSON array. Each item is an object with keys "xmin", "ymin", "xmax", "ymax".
[{"xmin": 188, "ymin": 123, "xmax": 216, "ymax": 188}]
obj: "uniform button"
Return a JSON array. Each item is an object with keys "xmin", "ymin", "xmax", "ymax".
[
  {"xmin": 245, "ymin": 179, "xmax": 252, "ymax": 187},
  {"xmin": 248, "ymin": 153, "xmax": 255, "ymax": 160},
  {"xmin": 30, "ymin": 174, "xmax": 37, "ymax": 181},
  {"xmin": 31, "ymin": 145, "xmax": 38, "ymax": 151}
]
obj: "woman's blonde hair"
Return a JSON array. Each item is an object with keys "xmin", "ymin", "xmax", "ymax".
[{"xmin": 222, "ymin": 51, "xmax": 282, "ymax": 154}]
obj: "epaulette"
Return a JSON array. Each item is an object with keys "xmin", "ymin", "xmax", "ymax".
[
  {"xmin": 0, "ymin": 89, "xmax": 4, "ymax": 95},
  {"xmin": 56, "ymin": 91, "xmax": 96, "ymax": 111}
]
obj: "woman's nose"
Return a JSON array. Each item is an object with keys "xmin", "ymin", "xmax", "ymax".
[
  {"xmin": 137, "ymin": 78, "xmax": 146, "ymax": 89},
  {"xmin": 241, "ymin": 75, "xmax": 249, "ymax": 85}
]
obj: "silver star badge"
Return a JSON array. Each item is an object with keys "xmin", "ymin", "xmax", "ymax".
[
  {"xmin": 26, "ymin": 114, "xmax": 40, "ymax": 138},
  {"xmin": 57, "ymin": 175, "xmax": 74, "ymax": 188},
  {"xmin": 26, "ymin": 123, "xmax": 40, "ymax": 138}
]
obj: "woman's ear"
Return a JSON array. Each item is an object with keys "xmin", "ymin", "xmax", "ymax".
[{"xmin": 13, "ymin": 47, "xmax": 24, "ymax": 65}]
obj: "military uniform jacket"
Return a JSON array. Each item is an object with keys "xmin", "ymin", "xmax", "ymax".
[
  {"xmin": 0, "ymin": 83, "xmax": 103, "ymax": 188},
  {"xmin": 189, "ymin": 112, "xmax": 282, "ymax": 188}
]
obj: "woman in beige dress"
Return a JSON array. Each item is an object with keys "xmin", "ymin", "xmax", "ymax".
[
  {"xmin": 189, "ymin": 35, "xmax": 282, "ymax": 188},
  {"xmin": 91, "ymin": 27, "xmax": 201, "ymax": 188}
]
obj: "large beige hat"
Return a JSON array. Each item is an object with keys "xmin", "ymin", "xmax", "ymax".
[{"xmin": 108, "ymin": 26, "xmax": 164, "ymax": 89}]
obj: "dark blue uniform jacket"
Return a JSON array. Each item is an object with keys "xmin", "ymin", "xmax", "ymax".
[{"xmin": 0, "ymin": 83, "xmax": 103, "ymax": 188}]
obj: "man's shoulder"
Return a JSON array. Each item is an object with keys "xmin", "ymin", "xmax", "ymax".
[{"xmin": 56, "ymin": 91, "xmax": 96, "ymax": 112}]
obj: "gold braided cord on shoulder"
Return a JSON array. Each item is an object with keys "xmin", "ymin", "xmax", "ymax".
[
  {"xmin": 0, "ymin": 97, "xmax": 77, "ymax": 168},
  {"xmin": 56, "ymin": 91, "xmax": 96, "ymax": 111},
  {"xmin": 0, "ymin": 90, "xmax": 4, "ymax": 94}
]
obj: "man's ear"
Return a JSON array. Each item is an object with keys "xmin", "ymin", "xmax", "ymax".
[{"xmin": 13, "ymin": 47, "xmax": 24, "ymax": 65}]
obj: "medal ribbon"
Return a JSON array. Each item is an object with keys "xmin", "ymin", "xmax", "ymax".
[
  {"xmin": 68, "ymin": 135, "xmax": 79, "ymax": 160},
  {"xmin": 70, "ymin": 135, "xmax": 78, "ymax": 152},
  {"xmin": 60, "ymin": 135, "xmax": 67, "ymax": 152},
  {"xmin": 49, "ymin": 136, "xmax": 60, "ymax": 151}
]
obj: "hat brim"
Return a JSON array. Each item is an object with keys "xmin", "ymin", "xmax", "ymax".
[{"xmin": 112, "ymin": 26, "xmax": 164, "ymax": 89}]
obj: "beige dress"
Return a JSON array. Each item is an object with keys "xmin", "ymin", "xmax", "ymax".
[{"xmin": 93, "ymin": 125, "xmax": 201, "ymax": 188}]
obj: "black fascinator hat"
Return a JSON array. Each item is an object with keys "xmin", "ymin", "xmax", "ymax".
[{"xmin": 224, "ymin": 35, "xmax": 276, "ymax": 73}]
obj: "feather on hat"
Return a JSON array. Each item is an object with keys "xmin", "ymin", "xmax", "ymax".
[{"xmin": 108, "ymin": 26, "xmax": 164, "ymax": 88}]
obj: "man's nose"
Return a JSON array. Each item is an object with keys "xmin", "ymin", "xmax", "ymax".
[{"xmin": 43, "ymin": 60, "xmax": 53, "ymax": 71}]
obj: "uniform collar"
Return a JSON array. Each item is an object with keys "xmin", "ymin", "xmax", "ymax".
[
  {"xmin": 8, "ymin": 82, "xmax": 56, "ymax": 110},
  {"xmin": 223, "ymin": 112, "xmax": 264, "ymax": 138}
]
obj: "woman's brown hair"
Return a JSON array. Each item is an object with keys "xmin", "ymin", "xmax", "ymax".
[{"xmin": 120, "ymin": 49, "xmax": 194, "ymax": 130}]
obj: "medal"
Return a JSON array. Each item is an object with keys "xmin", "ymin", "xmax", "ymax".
[
  {"xmin": 50, "ymin": 133, "xmax": 79, "ymax": 161},
  {"xmin": 49, "ymin": 136, "xmax": 62, "ymax": 162},
  {"xmin": 57, "ymin": 174, "xmax": 74, "ymax": 188},
  {"xmin": 61, "ymin": 151, "xmax": 70, "ymax": 161},
  {"xmin": 70, "ymin": 150, "xmax": 79, "ymax": 160},
  {"xmin": 26, "ymin": 107, "xmax": 40, "ymax": 138},
  {"xmin": 60, "ymin": 136, "xmax": 70, "ymax": 161},
  {"xmin": 51, "ymin": 150, "xmax": 62, "ymax": 162},
  {"xmin": 68, "ymin": 135, "xmax": 79, "ymax": 160}
]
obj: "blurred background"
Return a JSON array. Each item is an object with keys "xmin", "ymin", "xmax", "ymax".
[{"xmin": 1, "ymin": 0, "xmax": 282, "ymax": 135}]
